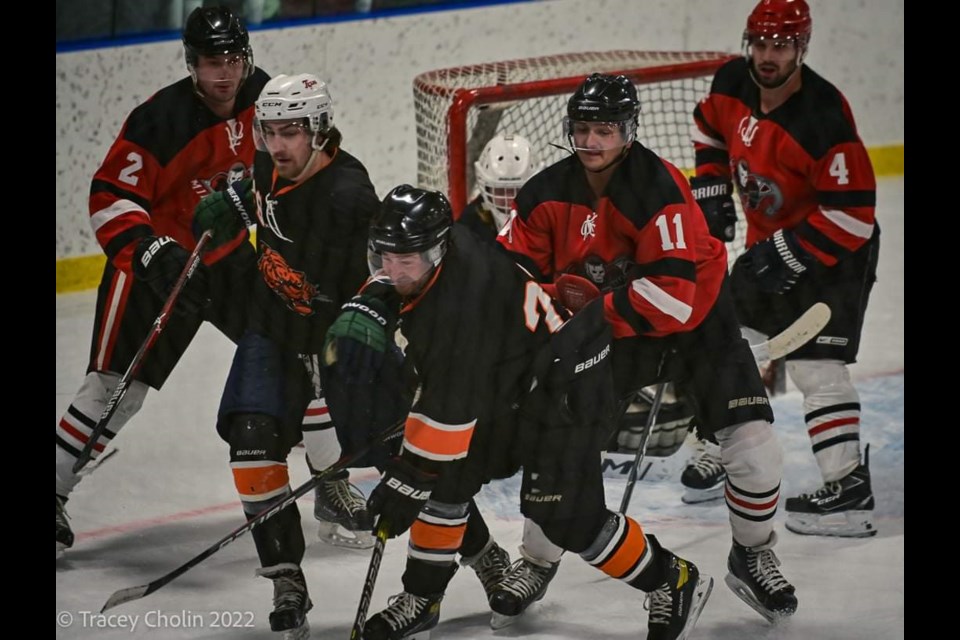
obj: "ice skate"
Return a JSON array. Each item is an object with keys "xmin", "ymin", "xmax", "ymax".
[{"xmin": 314, "ymin": 469, "xmax": 375, "ymax": 549}]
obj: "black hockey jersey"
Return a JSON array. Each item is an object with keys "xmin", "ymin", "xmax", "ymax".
[{"xmin": 248, "ymin": 148, "xmax": 380, "ymax": 354}]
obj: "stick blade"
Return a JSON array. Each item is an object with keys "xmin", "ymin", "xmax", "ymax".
[
  {"xmin": 101, "ymin": 584, "xmax": 150, "ymax": 612},
  {"xmin": 765, "ymin": 302, "xmax": 832, "ymax": 361}
]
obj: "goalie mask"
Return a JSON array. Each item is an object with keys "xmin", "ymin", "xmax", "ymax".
[
  {"xmin": 564, "ymin": 73, "xmax": 640, "ymax": 151},
  {"xmin": 368, "ymin": 185, "xmax": 452, "ymax": 294},
  {"xmin": 182, "ymin": 6, "xmax": 253, "ymax": 89},
  {"xmin": 254, "ymin": 73, "xmax": 334, "ymax": 153},
  {"xmin": 743, "ymin": 0, "xmax": 812, "ymax": 74},
  {"xmin": 474, "ymin": 134, "xmax": 543, "ymax": 230}
]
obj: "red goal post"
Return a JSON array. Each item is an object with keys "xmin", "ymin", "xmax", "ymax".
[{"xmin": 413, "ymin": 50, "xmax": 746, "ymax": 263}]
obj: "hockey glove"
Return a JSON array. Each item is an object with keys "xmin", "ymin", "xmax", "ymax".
[
  {"xmin": 367, "ymin": 456, "xmax": 436, "ymax": 538},
  {"xmin": 740, "ymin": 228, "xmax": 816, "ymax": 294},
  {"xmin": 690, "ymin": 175, "xmax": 737, "ymax": 242},
  {"xmin": 192, "ymin": 178, "xmax": 254, "ymax": 249},
  {"xmin": 132, "ymin": 235, "xmax": 210, "ymax": 314},
  {"xmin": 322, "ymin": 295, "xmax": 396, "ymax": 384},
  {"xmin": 550, "ymin": 273, "xmax": 601, "ymax": 314}
]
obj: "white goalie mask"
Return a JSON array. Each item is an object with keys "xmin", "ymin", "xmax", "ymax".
[
  {"xmin": 254, "ymin": 73, "xmax": 334, "ymax": 152},
  {"xmin": 474, "ymin": 133, "xmax": 543, "ymax": 230}
]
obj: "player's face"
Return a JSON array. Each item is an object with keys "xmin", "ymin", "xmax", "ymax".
[
  {"xmin": 381, "ymin": 251, "xmax": 434, "ymax": 296},
  {"xmin": 571, "ymin": 121, "xmax": 628, "ymax": 171},
  {"xmin": 259, "ymin": 120, "xmax": 314, "ymax": 179},
  {"xmin": 748, "ymin": 38, "xmax": 799, "ymax": 89},
  {"xmin": 194, "ymin": 53, "xmax": 246, "ymax": 103}
]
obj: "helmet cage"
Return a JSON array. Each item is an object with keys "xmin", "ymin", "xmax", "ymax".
[{"xmin": 474, "ymin": 134, "xmax": 542, "ymax": 229}]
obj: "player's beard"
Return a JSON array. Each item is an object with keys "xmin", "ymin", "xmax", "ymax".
[{"xmin": 750, "ymin": 59, "xmax": 799, "ymax": 90}]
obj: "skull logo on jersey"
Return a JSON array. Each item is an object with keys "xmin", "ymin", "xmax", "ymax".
[
  {"xmin": 735, "ymin": 159, "xmax": 784, "ymax": 217},
  {"xmin": 258, "ymin": 245, "xmax": 320, "ymax": 316},
  {"xmin": 576, "ymin": 255, "xmax": 632, "ymax": 291},
  {"xmin": 194, "ymin": 161, "xmax": 250, "ymax": 196}
]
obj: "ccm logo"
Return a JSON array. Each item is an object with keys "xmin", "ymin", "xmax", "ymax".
[
  {"xmin": 574, "ymin": 343, "xmax": 611, "ymax": 374},
  {"xmin": 385, "ymin": 477, "xmax": 431, "ymax": 500},
  {"xmin": 139, "ymin": 236, "xmax": 174, "ymax": 268}
]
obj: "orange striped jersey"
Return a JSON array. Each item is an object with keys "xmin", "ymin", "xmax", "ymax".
[
  {"xmin": 498, "ymin": 145, "xmax": 727, "ymax": 340},
  {"xmin": 378, "ymin": 225, "xmax": 559, "ymax": 466},
  {"xmin": 693, "ymin": 58, "xmax": 877, "ymax": 266},
  {"xmin": 87, "ymin": 69, "xmax": 270, "ymax": 272}
]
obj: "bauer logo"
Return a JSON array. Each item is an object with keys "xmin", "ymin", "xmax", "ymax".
[
  {"xmin": 816, "ymin": 336, "xmax": 849, "ymax": 345},
  {"xmin": 574, "ymin": 343, "xmax": 611, "ymax": 373},
  {"xmin": 727, "ymin": 396, "xmax": 770, "ymax": 409}
]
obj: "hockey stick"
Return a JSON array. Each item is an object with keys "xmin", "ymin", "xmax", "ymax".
[
  {"xmin": 349, "ymin": 520, "xmax": 391, "ymax": 639},
  {"xmin": 618, "ymin": 382, "xmax": 666, "ymax": 514},
  {"xmin": 72, "ymin": 231, "xmax": 213, "ymax": 475},
  {"xmin": 100, "ymin": 419, "xmax": 405, "ymax": 613},
  {"xmin": 749, "ymin": 302, "xmax": 831, "ymax": 362}
]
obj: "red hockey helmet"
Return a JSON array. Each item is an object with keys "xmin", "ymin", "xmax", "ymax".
[{"xmin": 745, "ymin": 0, "xmax": 812, "ymax": 46}]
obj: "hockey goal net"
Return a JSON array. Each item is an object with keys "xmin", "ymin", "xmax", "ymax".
[{"xmin": 413, "ymin": 50, "xmax": 746, "ymax": 265}]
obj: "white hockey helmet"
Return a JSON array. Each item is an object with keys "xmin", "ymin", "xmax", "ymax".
[
  {"xmin": 254, "ymin": 73, "xmax": 334, "ymax": 151},
  {"xmin": 474, "ymin": 133, "xmax": 543, "ymax": 229}
]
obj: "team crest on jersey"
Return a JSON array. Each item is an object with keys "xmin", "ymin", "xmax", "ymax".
[
  {"xmin": 576, "ymin": 255, "xmax": 631, "ymax": 289},
  {"xmin": 191, "ymin": 161, "xmax": 249, "ymax": 197},
  {"xmin": 258, "ymin": 245, "xmax": 321, "ymax": 316},
  {"xmin": 737, "ymin": 115, "xmax": 760, "ymax": 147},
  {"xmin": 225, "ymin": 118, "xmax": 245, "ymax": 154},
  {"xmin": 735, "ymin": 159, "xmax": 784, "ymax": 217},
  {"xmin": 581, "ymin": 212, "xmax": 598, "ymax": 240}
]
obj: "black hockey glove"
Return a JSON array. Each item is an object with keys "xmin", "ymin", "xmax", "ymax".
[
  {"xmin": 367, "ymin": 456, "xmax": 436, "ymax": 538},
  {"xmin": 132, "ymin": 235, "xmax": 210, "ymax": 314},
  {"xmin": 740, "ymin": 228, "xmax": 816, "ymax": 294},
  {"xmin": 322, "ymin": 295, "xmax": 396, "ymax": 384},
  {"xmin": 192, "ymin": 178, "xmax": 254, "ymax": 249},
  {"xmin": 690, "ymin": 175, "xmax": 737, "ymax": 242}
]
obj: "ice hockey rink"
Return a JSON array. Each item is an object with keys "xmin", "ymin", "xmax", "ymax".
[{"xmin": 55, "ymin": 177, "xmax": 903, "ymax": 639}]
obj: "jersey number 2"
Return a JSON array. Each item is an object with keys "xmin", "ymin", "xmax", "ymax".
[{"xmin": 118, "ymin": 152, "xmax": 143, "ymax": 187}]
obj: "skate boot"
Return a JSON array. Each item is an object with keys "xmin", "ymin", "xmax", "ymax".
[
  {"xmin": 314, "ymin": 469, "xmax": 375, "ymax": 549},
  {"xmin": 680, "ymin": 441, "xmax": 725, "ymax": 504},
  {"xmin": 724, "ymin": 535, "xmax": 797, "ymax": 623},
  {"xmin": 362, "ymin": 590, "xmax": 446, "ymax": 640},
  {"xmin": 256, "ymin": 563, "xmax": 313, "ymax": 639},
  {"xmin": 56, "ymin": 495, "xmax": 74, "ymax": 558},
  {"xmin": 488, "ymin": 556, "xmax": 560, "ymax": 629},
  {"xmin": 460, "ymin": 538, "xmax": 511, "ymax": 600},
  {"xmin": 645, "ymin": 535, "xmax": 713, "ymax": 640},
  {"xmin": 785, "ymin": 445, "xmax": 877, "ymax": 538}
]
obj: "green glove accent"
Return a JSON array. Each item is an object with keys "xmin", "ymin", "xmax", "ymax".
[
  {"xmin": 322, "ymin": 296, "xmax": 395, "ymax": 382},
  {"xmin": 192, "ymin": 178, "xmax": 254, "ymax": 248}
]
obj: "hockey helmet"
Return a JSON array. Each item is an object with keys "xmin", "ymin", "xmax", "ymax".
[
  {"xmin": 474, "ymin": 133, "xmax": 542, "ymax": 230},
  {"xmin": 254, "ymin": 73, "xmax": 334, "ymax": 152},
  {"xmin": 182, "ymin": 6, "xmax": 253, "ymax": 80},
  {"xmin": 564, "ymin": 73, "xmax": 640, "ymax": 147},
  {"xmin": 369, "ymin": 185, "xmax": 452, "ymax": 273},
  {"xmin": 744, "ymin": 0, "xmax": 812, "ymax": 62}
]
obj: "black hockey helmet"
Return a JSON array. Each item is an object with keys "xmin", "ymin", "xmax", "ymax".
[
  {"xmin": 369, "ymin": 185, "xmax": 452, "ymax": 264},
  {"xmin": 182, "ymin": 6, "xmax": 253, "ymax": 77},
  {"xmin": 567, "ymin": 73, "xmax": 640, "ymax": 124}
]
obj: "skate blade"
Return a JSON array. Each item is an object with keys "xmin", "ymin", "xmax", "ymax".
[
  {"xmin": 316, "ymin": 521, "xmax": 375, "ymax": 550},
  {"xmin": 681, "ymin": 486, "xmax": 725, "ymax": 504},
  {"xmin": 490, "ymin": 611, "xmax": 519, "ymax": 630},
  {"xmin": 785, "ymin": 510, "xmax": 877, "ymax": 538},
  {"xmin": 676, "ymin": 575, "xmax": 713, "ymax": 640},
  {"xmin": 282, "ymin": 619, "xmax": 310, "ymax": 639},
  {"xmin": 723, "ymin": 573, "xmax": 795, "ymax": 624}
]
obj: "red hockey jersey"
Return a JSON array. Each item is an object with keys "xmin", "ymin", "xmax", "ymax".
[{"xmin": 693, "ymin": 58, "xmax": 876, "ymax": 266}]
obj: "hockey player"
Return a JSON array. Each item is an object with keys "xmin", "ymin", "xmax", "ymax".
[
  {"xmin": 324, "ymin": 185, "xmax": 712, "ymax": 640},
  {"xmin": 497, "ymin": 72, "xmax": 798, "ymax": 623},
  {"xmin": 689, "ymin": 0, "xmax": 879, "ymax": 538},
  {"xmin": 55, "ymin": 5, "xmax": 269, "ymax": 557},
  {"xmin": 459, "ymin": 132, "xmax": 543, "ymax": 241},
  {"xmin": 192, "ymin": 72, "xmax": 381, "ymax": 637}
]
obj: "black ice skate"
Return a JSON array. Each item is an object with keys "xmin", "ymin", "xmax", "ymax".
[
  {"xmin": 460, "ymin": 538, "xmax": 511, "ymax": 600},
  {"xmin": 256, "ymin": 563, "xmax": 313, "ymax": 639},
  {"xmin": 362, "ymin": 590, "xmax": 445, "ymax": 640},
  {"xmin": 488, "ymin": 556, "xmax": 559, "ymax": 629},
  {"xmin": 645, "ymin": 535, "xmax": 713, "ymax": 640},
  {"xmin": 680, "ymin": 443, "xmax": 726, "ymax": 504},
  {"xmin": 724, "ymin": 536, "xmax": 797, "ymax": 623},
  {"xmin": 314, "ymin": 469, "xmax": 375, "ymax": 549},
  {"xmin": 785, "ymin": 445, "xmax": 877, "ymax": 538},
  {"xmin": 56, "ymin": 495, "xmax": 74, "ymax": 559}
]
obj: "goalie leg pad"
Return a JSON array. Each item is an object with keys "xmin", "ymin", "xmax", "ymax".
[
  {"xmin": 787, "ymin": 359, "xmax": 861, "ymax": 482},
  {"xmin": 715, "ymin": 420, "xmax": 783, "ymax": 548},
  {"xmin": 55, "ymin": 371, "xmax": 149, "ymax": 496}
]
